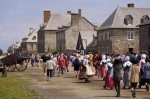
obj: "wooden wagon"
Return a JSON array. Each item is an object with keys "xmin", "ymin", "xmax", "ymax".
[
  {"xmin": 0, "ymin": 59, "xmax": 7, "ymax": 77},
  {"xmin": 0, "ymin": 51, "xmax": 30, "ymax": 72}
]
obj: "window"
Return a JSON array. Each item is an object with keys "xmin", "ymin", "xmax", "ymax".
[
  {"xmin": 124, "ymin": 15, "xmax": 133, "ymax": 26},
  {"xmin": 102, "ymin": 33, "xmax": 105, "ymax": 40},
  {"xmin": 106, "ymin": 47, "xmax": 110, "ymax": 53},
  {"xmin": 98, "ymin": 33, "xmax": 101, "ymax": 41},
  {"xmin": 32, "ymin": 36, "xmax": 36, "ymax": 40},
  {"xmin": 141, "ymin": 15, "xmax": 149, "ymax": 24},
  {"xmin": 106, "ymin": 32, "xmax": 110, "ymax": 40},
  {"xmin": 127, "ymin": 31, "xmax": 135, "ymax": 40}
]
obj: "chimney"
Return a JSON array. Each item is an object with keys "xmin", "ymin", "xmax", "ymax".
[
  {"xmin": 78, "ymin": 9, "xmax": 81, "ymax": 17},
  {"xmin": 67, "ymin": 11, "xmax": 71, "ymax": 15},
  {"xmin": 127, "ymin": 3, "xmax": 134, "ymax": 8},
  {"xmin": 44, "ymin": 11, "xmax": 51, "ymax": 23}
]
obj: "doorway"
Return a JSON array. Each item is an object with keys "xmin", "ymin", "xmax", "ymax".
[{"xmin": 129, "ymin": 48, "xmax": 133, "ymax": 53}]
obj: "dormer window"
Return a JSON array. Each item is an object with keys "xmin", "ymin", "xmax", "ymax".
[
  {"xmin": 124, "ymin": 15, "xmax": 133, "ymax": 26},
  {"xmin": 141, "ymin": 15, "xmax": 149, "ymax": 24},
  {"xmin": 32, "ymin": 36, "xmax": 36, "ymax": 40}
]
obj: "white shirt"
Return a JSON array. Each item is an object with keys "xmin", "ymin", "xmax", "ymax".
[{"xmin": 46, "ymin": 60, "xmax": 55, "ymax": 69}]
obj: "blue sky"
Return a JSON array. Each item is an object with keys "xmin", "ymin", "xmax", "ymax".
[{"xmin": 0, "ymin": 0, "xmax": 149, "ymax": 52}]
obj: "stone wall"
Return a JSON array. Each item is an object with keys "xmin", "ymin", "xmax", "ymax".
[
  {"xmin": 56, "ymin": 30, "xmax": 66, "ymax": 52},
  {"xmin": 112, "ymin": 28, "xmax": 139, "ymax": 54},
  {"xmin": 139, "ymin": 24, "xmax": 150, "ymax": 54},
  {"xmin": 97, "ymin": 29, "xmax": 112, "ymax": 54},
  {"xmin": 27, "ymin": 42, "xmax": 37, "ymax": 52},
  {"xmin": 45, "ymin": 30, "xmax": 57, "ymax": 52},
  {"xmin": 37, "ymin": 30, "xmax": 45, "ymax": 53},
  {"xmin": 97, "ymin": 28, "xmax": 139, "ymax": 54},
  {"xmin": 65, "ymin": 17, "xmax": 95, "ymax": 52}
]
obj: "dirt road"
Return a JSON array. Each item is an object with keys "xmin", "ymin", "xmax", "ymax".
[{"xmin": 8, "ymin": 65, "xmax": 150, "ymax": 99}]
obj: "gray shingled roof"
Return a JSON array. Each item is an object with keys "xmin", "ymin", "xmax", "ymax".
[
  {"xmin": 44, "ymin": 13, "xmax": 71, "ymax": 30},
  {"xmin": 99, "ymin": 7, "xmax": 150, "ymax": 30},
  {"xmin": 139, "ymin": 19, "xmax": 150, "ymax": 26}
]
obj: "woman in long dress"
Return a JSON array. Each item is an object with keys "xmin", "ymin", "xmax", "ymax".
[
  {"xmin": 123, "ymin": 56, "xmax": 132, "ymax": 89},
  {"xmin": 100, "ymin": 54, "xmax": 107, "ymax": 79},
  {"xmin": 79, "ymin": 55, "xmax": 95, "ymax": 83},
  {"xmin": 103, "ymin": 58, "xmax": 114, "ymax": 89}
]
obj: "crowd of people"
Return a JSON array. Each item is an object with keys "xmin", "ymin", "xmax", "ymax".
[{"xmin": 29, "ymin": 51, "xmax": 150, "ymax": 98}]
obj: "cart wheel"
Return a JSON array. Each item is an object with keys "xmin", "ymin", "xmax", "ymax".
[
  {"xmin": 7, "ymin": 64, "xmax": 16, "ymax": 72},
  {"xmin": 16, "ymin": 60, "xmax": 28, "ymax": 71},
  {"xmin": 2, "ymin": 68, "xmax": 7, "ymax": 77}
]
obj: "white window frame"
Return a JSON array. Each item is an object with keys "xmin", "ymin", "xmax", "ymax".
[
  {"xmin": 106, "ymin": 32, "xmax": 110, "ymax": 40},
  {"xmin": 127, "ymin": 31, "xmax": 135, "ymax": 40}
]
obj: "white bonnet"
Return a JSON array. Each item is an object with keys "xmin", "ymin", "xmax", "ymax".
[
  {"xmin": 125, "ymin": 56, "xmax": 130, "ymax": 61},
  {"xmin": 141, "ymin": 54, "xmax": 146, "ymax": 59}
]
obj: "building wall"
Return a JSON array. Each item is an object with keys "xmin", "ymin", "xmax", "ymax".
[
  {"xmin": 87, "ymin": 37, "xmax": 98, "ymax": 52},
  {"xmin": 78, "ymin": 18, "xmax": 95, "ymax": 31},
  {"xmin": 56, "ymin": 30, "xmax": 65, "ymax": 52},
  {"xmin": 97, "ymin": 28, "xmax": 139, "ymax": 54},
  {"xmin": 97, "ymin": 29, "xmax": 112, "ymax": 54},
  {"xmin": 45, "ymin": 30, "xmax": 57, "ymax": 52},
  {"xmin": 27, "ymin": 42, "xmax": 37, "ymax": 52},
  {"xmin": 139, "ymin": 24, "xmax": 150, "ymax": 54},
  {"xmin": 37, "ymin": 30, "xmax": 45, "ymax": 53},
  {"xmin": 65, "ymin": 18, "xmax": 95, "ymax": 52},
  {"xmin": 111, "ymin": 28, "xmax": 139, "ymax": 54},
  {"xmin": 21, "ymin": 42, "xmax": 27, "ymax": 50}
]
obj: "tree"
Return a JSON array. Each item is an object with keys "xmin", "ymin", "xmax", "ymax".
[{"xmin": 0, "ymin": 48, "xmax": 3, "ymax": 55}]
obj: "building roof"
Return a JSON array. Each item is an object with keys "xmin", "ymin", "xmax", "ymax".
[
  {"xmin": 22, "ymin": 29, "xmax": 37, "ymax": 43},
  {"xmin": 99, "ymin": 7, "xmax": 150, "ymax": 30},
  {"xmin": 87, "ymin": 37, "xmax": 97, "ymax": 48},
  {"xmin": 44, "ymin": 13, "xmax": 71, "ymax": 30},
  {"xmin": 26, "ymin": 29, "xmax": 37, "ymax": 43},
  {"xmin": 80, "ymin": 31, "xmax": 97, "ymax": 49},
  {"xmin": 139, "ymin": 20, "xmax": 150, "ymax": 26}
]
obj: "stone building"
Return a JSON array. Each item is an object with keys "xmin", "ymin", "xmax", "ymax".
[
  {"xmin": 86, "ymin": 33, "xmax": 98, "ymax": 52},
  {"xmin": 76, "ymin": 31, "xmax": 97, "ymax": 54},
  {"xmin": 138, "ymin": 19, "xmax": 150, "ymax": 55},
  {"xmin": 56, "ymin": 9, "xmax": 97, "ymax": 53},
  {"xmin": 21, "ymin": 28, "xmax": 37, "ymax": 53},
  {"xmin": 38, "ymin": 11, "xmax": 71, "ymax": 53},
  {"xmin": 97, "ymin": 4, "xmax": 150, "ymax": 54}
]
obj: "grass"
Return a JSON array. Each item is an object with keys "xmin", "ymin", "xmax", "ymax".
[{"xmin": 0, "ymin": 76, "xmax": 38, "ymax": 99}]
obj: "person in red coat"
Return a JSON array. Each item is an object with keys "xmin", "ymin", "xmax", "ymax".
[{"xmin": 57, "ymin": 53, "xmax": 66, "ymax": 76}]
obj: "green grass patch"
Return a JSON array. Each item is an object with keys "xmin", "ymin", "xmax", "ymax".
[{"xmin": 0, "ymin": 76, "xmax": 37, "ymax": 99}]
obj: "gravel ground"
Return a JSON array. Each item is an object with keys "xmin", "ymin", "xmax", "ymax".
[{"xmin": 8, "ymin": 65, "xmax": 150, "ymax": 99}]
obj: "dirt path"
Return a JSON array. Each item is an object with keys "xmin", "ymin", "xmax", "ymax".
[{"xmin": 8, "ymin": 65, "xmax": 150, "ymax": 99}]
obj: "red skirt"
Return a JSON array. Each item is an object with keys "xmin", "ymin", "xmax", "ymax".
[
  {"xmin": 105, "ymin": 74, "xmax": 114, "ymax": 89},
  {"xmin": 100, "ymin": 66, "xmax": 106, "ymax": 78}
]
